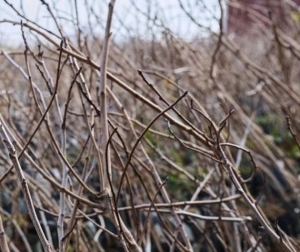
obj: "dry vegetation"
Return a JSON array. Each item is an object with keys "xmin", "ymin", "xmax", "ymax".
[{"xmin": 0, "ymin": 0, "xmax": 299, "ymax": 251}]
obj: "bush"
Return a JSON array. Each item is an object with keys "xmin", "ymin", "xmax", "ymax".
[{"xmin": 0, "ymin": 1, "xmax": 299, "ymax": 251}]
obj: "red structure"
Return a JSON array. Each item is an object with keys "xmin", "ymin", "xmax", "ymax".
[{"xmin": 226, "ymin": 0, "xmax": 300, "ymax": 34}]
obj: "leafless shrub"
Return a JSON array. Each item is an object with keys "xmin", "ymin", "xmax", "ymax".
[{"xmin": 0, "ymin": 0, "xmax": 299, "ymax": 252}]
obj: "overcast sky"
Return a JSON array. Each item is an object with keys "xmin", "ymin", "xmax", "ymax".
[{"xmin": 0, "ymin": 0, "xmax": 221, "ymax": 46}]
